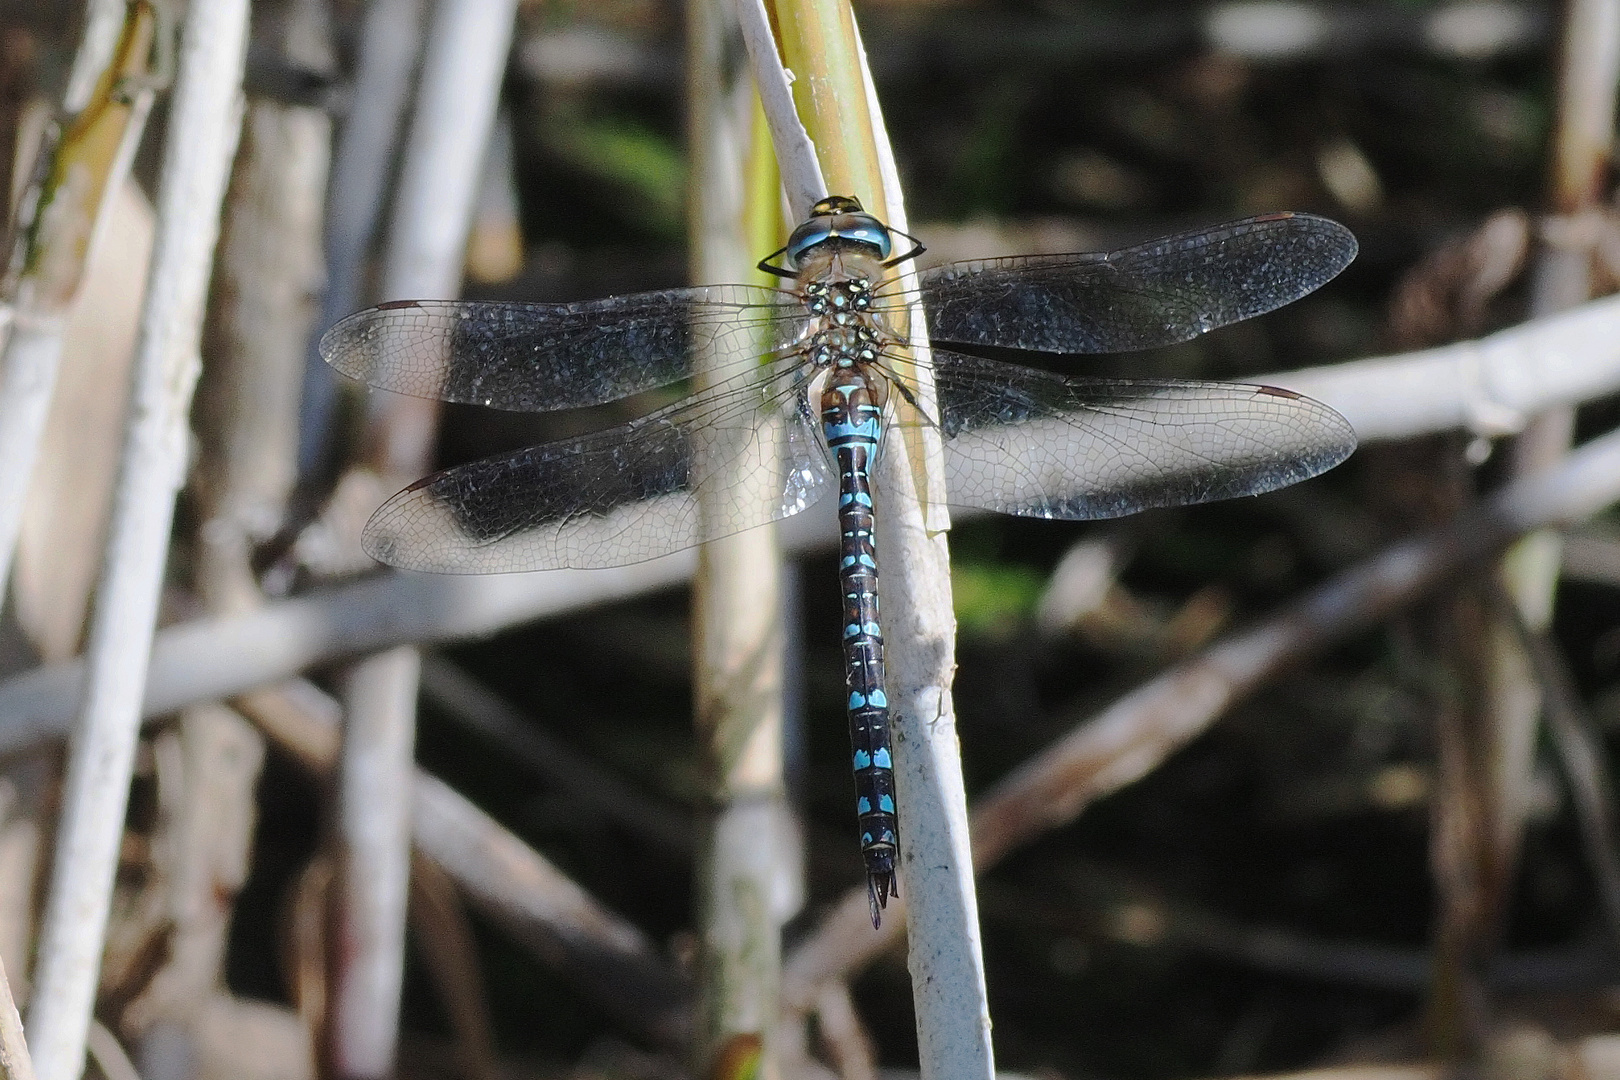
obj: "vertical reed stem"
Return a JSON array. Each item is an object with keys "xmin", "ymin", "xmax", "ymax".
[
  {"xmin": 27, "ymin": 4, "xmax": 250, "ymax": 1077},
  {"xmin": 1427, "ymin": 0, "xmax": 1620, "ymax": 1049},
  {"xmin": 689, "ymin": 11, "xmax": 793, "ymax": 1069},
  {"xmin": 752, "ymin": 4, "xmax": 992, "ymax": 1076},
  {"xmin": 0, "ymin": 1, "xmax": 157, "ymax": 594},
  {"xmin": 326, "ymin": 2, "xmax": 517, "ymax": 1076}
]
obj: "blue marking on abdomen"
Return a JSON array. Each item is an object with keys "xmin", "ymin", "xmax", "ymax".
[{"xmin": 825, "ymin": 418, "xmax": 881, "ymax": 441}]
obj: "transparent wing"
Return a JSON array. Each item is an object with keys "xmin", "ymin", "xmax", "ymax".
[
  {"xmin": 319, "ymin": 285, "xmax": 804, "ymax": 412},
  {"xmin": 925, "ymin": 350, "xmax": 1356, "ymax": 519},
  {"xmin": 901, "ymin": 213, "xmax": 1356, "ymax": 354},
  {"xmin": 362, "ymin": 360, "xmax": 834, "ymax": 572}
]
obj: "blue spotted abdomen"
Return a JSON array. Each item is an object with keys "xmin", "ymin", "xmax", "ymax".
[{"xmin": 821, "ymin": 367, "xmax": 898, "ymax": 926}]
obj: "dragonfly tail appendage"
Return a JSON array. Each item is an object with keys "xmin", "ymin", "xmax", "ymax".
[{"xmin": 867, "ymin": 858, "xmax": 898, "ymax": 929}]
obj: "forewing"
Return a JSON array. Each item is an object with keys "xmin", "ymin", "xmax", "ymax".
[
  {"xmin": 320, "ymin": 285, "xmax": 802, "ymax": 412},
  {"xmin": 913, "ymin": 213, "xmax": 1357, "ymax": 354},
  {"xmin": 928, "ymin": 350, "xmax": 1356, "ymax": 519},
  {"xmin": 362, "ymin": 361, "xmax": 833, "ymax": 571}
]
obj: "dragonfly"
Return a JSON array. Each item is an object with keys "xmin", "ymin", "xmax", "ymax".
[{"xmin": 321, "ymin": 195, "xmax": 1358, "ymax": 927}]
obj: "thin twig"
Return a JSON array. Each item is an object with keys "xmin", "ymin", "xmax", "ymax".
[
  {"xmin": 26, "ymin": 5, "xmax": 250, "ymax": 1079},
  {"xmin": 1202, "ymin": 0, "xmax": 1544, "ymax": 60},
  {"xmin": 407, "ymin": 855, "xmax": 500, "ymax": 1080},
  {"xmin": 411, "ymin": 771, "xmax": 694, "ymax": 1047},
  {"xmin": 1499, "ymin": 596, "xmax": 1620, "ymax": 944},
  {"xmin": 999, "ymin": 861, "xmax": 1620, "ymax": 993},
  {"xmin": 194, "ymin": 0, "xmax": 333, "ymax": 617},
  {"xmin": 1491, "ymin": 0, "xmax": 1620, "ymax": 861},
  {"xmin": 1420, "ymin": 591, "xmax": 1494, "ymax": 1057},
  {"xmin": 1505, "ymin": 0, "xmax": 1620, "ymax": 881},
  {"xmin": 0, "ymin": 549, "xmax": 713, "ymax": 753},
  {"xmin": 380, "ymin": 0, "xmax": 519, "ymax": 305}
]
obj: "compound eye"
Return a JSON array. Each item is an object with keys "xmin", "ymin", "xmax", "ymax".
[
  {"xmin": 785, "ymin": 219, "xmax": 835, "ymax": 269},
  {"xmin": 786, "ymin": 210, "xmax": 894, "ymax": 266},
  {"xmin": 840, "ymin": 216, "xmax": 893, "ymax": 260}
]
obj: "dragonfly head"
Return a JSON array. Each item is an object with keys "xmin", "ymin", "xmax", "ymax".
[{"xmin": 787, "ymin": 195, "xmax": 893, "ymax": 269}]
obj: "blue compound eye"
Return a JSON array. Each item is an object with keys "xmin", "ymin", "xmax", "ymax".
[
  {"xmin": 785, "ymin": 209, "xmax": 894, "ymax": 268},
  {"xmin": 786, "ymin": 218, "xmax": 836, "ymax": 268},
  {"xmin": 838, "ymin": 216, "xmax": 893, "ymax": 260}
]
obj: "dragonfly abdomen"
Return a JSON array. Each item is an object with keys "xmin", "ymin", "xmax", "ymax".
[{"xmin": 822, "ymin": 367, "xmax": 899, "ymax": 927}]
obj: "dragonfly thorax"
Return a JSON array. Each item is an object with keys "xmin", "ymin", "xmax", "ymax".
[
  {"xmin": 801, "ymin": 276, "xmax": 876, "ymax": 321},
  {"xmin": 807, "ymin": 324, "xmax": 883, "ymax": 370}
]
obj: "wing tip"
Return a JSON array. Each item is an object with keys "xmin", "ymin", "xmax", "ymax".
[
  {"xmin": 1223, "ymin": 210, "xmax": 1360, "ymax": 286},
  {"xmin": 1253, "ymin": 383, "xmax": 1359, "ymax": 475},
  {"xmin": 1274, "ymin": 210, "xmax": 1360, "ymax": 280},
  {"xmin": 317, "ymin": 305, "xmax": 394, "ymax": 375},
  {"xmin": 360, "ymin": 484, "xmax": 474, "ymax": 575}
]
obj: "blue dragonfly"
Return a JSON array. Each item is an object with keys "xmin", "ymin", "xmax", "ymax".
[{"xmin": 321, "ymin": 196, "xmax": 1358, "ymax": 926}]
